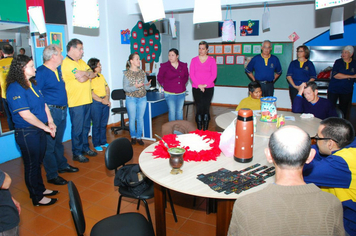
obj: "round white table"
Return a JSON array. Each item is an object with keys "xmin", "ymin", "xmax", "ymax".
[
  {"xmin": 139, "ymin": 135, "xmax": 273, "ymax": 236},
  {"xmin": 215, "ymin": 110, "xmax": 321, "ymax": 138}
]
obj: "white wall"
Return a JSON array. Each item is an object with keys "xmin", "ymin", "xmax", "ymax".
[
  {"xmin": 64, "ymin": 1, "xmax": 330, "ymax": 126},
  {"xmin": 64, "ymin": 0, "xmax": 141, "ymax": 124},
  {"xmin": 176, "ymin": 3, "xmax": 329, "ymax": 109}
]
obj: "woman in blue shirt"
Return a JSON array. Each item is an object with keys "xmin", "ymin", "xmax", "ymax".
[
  {"xmin": 287, "ymin": 45, "xmax": 316, "ymax": 104},
  {"xmin": 6, "ymin": 55, "xmax": 58, "ymax": 206},
  {"xmin": 328, "ymin": 45, "xmax": 356, "ymax": 119}
]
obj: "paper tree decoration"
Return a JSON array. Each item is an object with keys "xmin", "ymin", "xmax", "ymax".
[{"xmin": 130, "ymin": 21, "xmax": 161, "ymax": 72}]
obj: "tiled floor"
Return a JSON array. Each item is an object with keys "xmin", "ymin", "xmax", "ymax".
[{"xmin": 1, "ymin": 105, "xmax": 235, "ymax": 236}]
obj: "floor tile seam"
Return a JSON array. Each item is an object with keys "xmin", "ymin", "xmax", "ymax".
[
  {"xmin": 19, "ymin": 225, "xmax": 41, "ymax": 236},
  {"xmin": 20, "ymin": 217, "xmax": 62, "ymax": 235},
  {"xmin": 182, "ymin": 216, "xmax": 217, "ymax": 227},
  {"xmin": 88, "ymin": 202, "xmax": 120, "ymax": 213},
  {"xmin": 85, "ymin": 186, "xmax": 118, "ymax": 195},
  {"xmin": 39, "ymin": 206, "xmax": 72, "ymax": 225},
  {"xmin": 42, "ymin": 224, "xmax": 74, "ymax": 236},
  {"xmin": 40, "ymin": 224, "xmax": 63, "ymax": 236}
]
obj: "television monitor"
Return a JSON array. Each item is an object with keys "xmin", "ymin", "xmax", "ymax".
[
  {"xmin": 147, "ymin": 75, "xmax": 156, "ymax": 89},
  {"xmin": 315, "ymin": 0, "xmax": 354, "ymax": 10}
]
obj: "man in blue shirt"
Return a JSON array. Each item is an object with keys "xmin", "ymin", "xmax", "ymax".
[
  {"xmin": 245, "ymin": 40, "xmax": 282, "ymax": 97},
  {"xmin": 36, "ymin": 45, "xmax": 79, "ymax": 186},
  {"xmin": 292, "ymin": 81, "xmax": 337, "ymax": 120},
  {"xmin": 303, "ymin": 117, "xmax": 356, "ymax": 236}
]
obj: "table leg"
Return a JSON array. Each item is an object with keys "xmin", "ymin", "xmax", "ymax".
[
  {"xmin": 216, "ymin": 199, "xmax": 235, "ymax": 236},
  {"xmin": 154, "ymin": 183, "xmax": 166, "ymax": 236}
]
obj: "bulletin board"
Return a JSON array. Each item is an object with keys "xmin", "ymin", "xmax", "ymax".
[{"xmin": 209, "ymin": 42, "xmax": 293, "ymax": 89}]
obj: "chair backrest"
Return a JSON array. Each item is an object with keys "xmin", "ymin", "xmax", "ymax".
[
  {"xmin": 111, "ymin": 89, "xmax": 126, "ymax": 108},
  {"xmin": 162, "ymin": 120, "xmax": 196, "ymax": 136},
  {"xmin": 111, "ymin": 89, "xmax": 126, "ymax": 100},
  {"xmin": 335, "ymin": 107, "xmax": 344, "ymax": 118},
  {"xmin": 105, "ymin": 137, "xmax": 133, "ymax": 171},
  {"xmin": 68, "ymin": 181, "xmax": 86, "ymax": 236}
]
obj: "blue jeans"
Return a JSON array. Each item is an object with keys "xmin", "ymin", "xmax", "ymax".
[
  {"xmin": 164, "ymin": 93, "xmax": 185, "ymax": 121},
  {"xmin": 42, "ymin": 106, "xmax": 69, "ymax": 180},
  {"xmin": 126, "ymin": 96, "xmax": 147, "ymax": 139},
  {"xmin": 2, "ymin": 98, "xmax": 14, "ymax": 130},
  {"xmin": 69, "ymin": 104, "xmax": 91, "ymax": 156},
  {"xmin": 15, "ymin": 127, "xmax": 46, "ymax": 204},
  {"xmin": 90, "ymin": 100, "xmax": 109, "ymax": 147}
]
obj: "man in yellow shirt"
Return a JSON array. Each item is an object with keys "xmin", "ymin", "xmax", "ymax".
[
  {"xmin": 0, "ymin": 44, "xmax": 15, "ymax": 130},
  {"xmin": 62, "ymin": 39, "xmax": 97, "ymax": 163},
  {"xmin": 235, "ymin": 81, "xmax": 262, "ymax": 111}
]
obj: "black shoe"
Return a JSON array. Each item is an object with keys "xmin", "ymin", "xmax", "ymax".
[
  {"xmin": 131, "ymin": 138, "xmax": 137, "ymax": 145},
  {"xmin": 137, "ymin": 139, "xmax": 144, "ymax": 145},
  {"xmin": 43, "ymin": 190, "xmax": 59, "ymax": 196},
  {"xmin": 58, "ymin": 165, "xmax": 79, "ymax": 173},
  {"xmin": 47, "ymin": 176, "xmax": 68, "ymax": 185},
  {"xmin": 83, "ymin": 149, "xmax": 97, "ymax": 156},
  {"xmin": 33, "ymin": 198, "xmax": 58, "ymax": 206},
  {"xmin": 73, "ymin": 154, "xmax": 89, "ymax": 163}
]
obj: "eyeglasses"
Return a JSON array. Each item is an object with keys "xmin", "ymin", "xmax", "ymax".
[{"xmin": 311, "ymin": 134, "xmax": 338, "ymax": 143}]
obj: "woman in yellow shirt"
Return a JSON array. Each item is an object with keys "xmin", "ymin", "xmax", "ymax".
[
  {"xmin": 236, "ymin": 81, "xmax": 262, "ymax": 111},
  {"xmin": 88, "ymin": 58, "xmax": 111, "ymax": 152}
]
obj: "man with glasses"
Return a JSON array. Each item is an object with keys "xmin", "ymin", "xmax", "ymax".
[
  {"xmin": 303, "ymin": 117, "xmax": 356, "ymax": 236},
  {"xmin": 245, "ymin": 40, "xmax": 282, "ymax": 97}
]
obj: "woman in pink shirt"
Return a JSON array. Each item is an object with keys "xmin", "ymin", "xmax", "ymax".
[{"xmin": 189, "ymin": 41, "xmax": 217, "ymax": 130}]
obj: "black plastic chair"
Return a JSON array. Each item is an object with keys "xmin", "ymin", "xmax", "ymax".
[
  {"xmin": 67, "ymin": 181, "xmax": 154, "ymax": 236},
  {"xmin": 111, "ymin": 89, "xmax": 129, "ymax": 134},
  {"xmin": 105, "ymin": 137, "xmax": 178, "ymax": 224},
  {"xmin": 184, "ymin": 101, "xmax": 194, "ymax": 120},
  {"xmin": 335, "ymin": 107, "xmax": 344, "ymax": 118}
]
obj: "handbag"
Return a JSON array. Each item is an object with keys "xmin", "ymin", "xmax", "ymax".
[
  {"xmin": 114, "ymin": 164, "xmax": 152, "ymax": 197},
  {"xmin": 262, "ymin": 2, "xmax": 270, "ymax": 31},
  {"xmin": 222, "ymin": 6, "xmax": 235, "ymax": 42}
]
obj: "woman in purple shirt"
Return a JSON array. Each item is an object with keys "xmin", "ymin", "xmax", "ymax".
[
  {"xmin": 189, "ymin": 41, "xmax": 217, "ymax": 130},
  {"xmin": 157, "ymin": 48, "xmax": 189, "ymax": 121}
]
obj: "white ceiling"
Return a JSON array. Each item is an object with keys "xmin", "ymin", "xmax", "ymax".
[{"xmin": 128, "ymin": 0, "xmax": 316, "ymax": 14}]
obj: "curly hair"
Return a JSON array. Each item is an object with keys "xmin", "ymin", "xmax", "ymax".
[{"xmin": 6, "ymin": 55, "xmax": 36, "ymax": 90}]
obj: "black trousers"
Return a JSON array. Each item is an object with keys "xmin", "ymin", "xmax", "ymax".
[
  {"xmin": 258, "ymin": 82, "xmax": 274, "ymax": 97},
  {"xmin": 193, "ymin": 87, "xmax": 214, "ymax": 118},
  {"xmin": 289, "ymin": 86, "xmax": 299, "ymax": 105},
  {"xmin": 15, "ymin": 127, "xmax": 46, "ymax": 205},
  {"xmin": 328, "ymin": 92, "xmax": 352, "ymax": 119}
]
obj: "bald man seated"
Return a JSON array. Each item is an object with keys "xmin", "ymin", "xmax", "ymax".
[{"xmin": 228, "ymin": 125, "xmax": 345, "ymax": 236}]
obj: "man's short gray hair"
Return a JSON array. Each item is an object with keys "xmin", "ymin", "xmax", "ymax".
[
  {"xmin": 43, "ymin": 44, "xmax": 60, "ymax": 62},
  {"xmin": 343, "ymin": 45, "xmax": 354, "ymax": 56},
  {"xmin": 262, "ymin": 40, "xmax": 271, "ymax": 47}
]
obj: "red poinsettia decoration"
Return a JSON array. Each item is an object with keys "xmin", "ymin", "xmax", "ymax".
[{"xmin": 149, "ymin": 130, "xmax": 221, "ymax": 162}]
